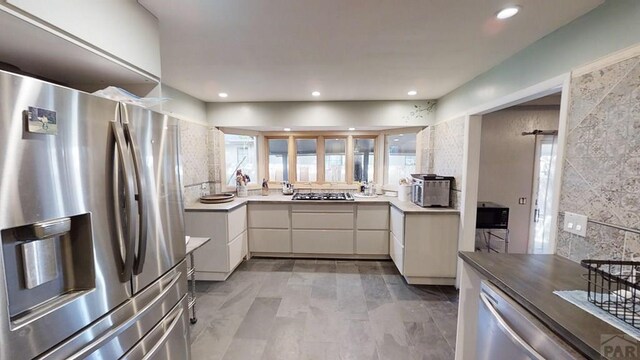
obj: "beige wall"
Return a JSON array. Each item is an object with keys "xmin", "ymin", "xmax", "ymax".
[
  {"xmin": 478, "ymin": 108, "xmax": 560, "ymax": 254},
  {"xmin": 207, "ymin": 100, "xmax": 436, "ymax": 128}
]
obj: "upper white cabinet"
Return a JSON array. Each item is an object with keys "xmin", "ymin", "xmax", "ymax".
[{"xmin": 5, "ymin": 0, "xmax": 161, "ymax": 77}]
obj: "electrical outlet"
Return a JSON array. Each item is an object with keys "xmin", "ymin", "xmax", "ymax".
[
  {"xmin": 518, "ymin": 197, "xmax": 527, "ymax": 205},
  {"xmin": 563, "ymin": 212, "xmax": 588, "ymax": 237}
]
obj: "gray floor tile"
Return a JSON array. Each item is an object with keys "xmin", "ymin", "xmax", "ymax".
[
  {"xmin": 234, "ymin": 297, "xmax": 282, "ymax": 340},
  {"xmin": 222, "ymin": 339, "xmax": 267, "ymax": 360},
  {"xmin": 300, "ymin": 341, "xmax": 341, "ymax": 360},
  {"xmin": 258, "ymin": 271, "xmax": 292, "ymax": 297},
  {"xmin": 293, "ymin": 259, "xmax": 317, "ymax": 272},
  {"xmin": 361, "ymin": 274, "xmax": 393, "ymax": 310},
  {"xmin": 276, "ymin": 284, "xmax": 312, "ymax": 317},
  {"xmin": 190, "ymin": 258, "xmax": 458, "ymax": 360},
  {"xmin": 261, "ymin": 314, "xmax": 307, "ymax": 360},
  {"xmin": 311, "ymin": 273, "xmax": 338, "ymax": 299}
]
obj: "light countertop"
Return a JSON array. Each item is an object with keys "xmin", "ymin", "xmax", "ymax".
[{"xmin": 184, "ymin": 194, "xmax": 459, "ymax": 214}]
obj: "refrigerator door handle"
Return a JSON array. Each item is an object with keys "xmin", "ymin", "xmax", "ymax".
[
  {"xmin": 123, "ymin": 121, "xmax": 148, "ymax": 275},
  {"xmin": 139, "ymin": 305, "xmax": 184, "ymax": 360},
  {"xmin": 111, "ymin": 121, "xmax": 137, "ymax": 282},
  {"xmin": 59, "ymin": 270, "xmax": 182, "ymax": 360}
]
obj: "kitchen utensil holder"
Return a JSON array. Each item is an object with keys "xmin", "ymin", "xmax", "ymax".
[{"xmin": 581, "ymin": 259, "xmax": 640, "ymax": 328}]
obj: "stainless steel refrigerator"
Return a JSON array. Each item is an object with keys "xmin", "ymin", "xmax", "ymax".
[{"xmin": 0, "ymin": 70, "xmax": 190, "ymax": 359}]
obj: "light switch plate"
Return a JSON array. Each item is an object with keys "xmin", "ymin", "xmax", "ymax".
[{"xmin": 563, "ymin": 212, "xmax": 588, "ymax": 237}]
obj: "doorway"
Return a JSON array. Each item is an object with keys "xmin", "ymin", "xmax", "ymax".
[
  {"xmin": 528, "ymin": 133, "xmax": 558, "ymax": 254},
  {"xmin": 474, "ymin": 94, "xmax": 561, "ymax": 254}
]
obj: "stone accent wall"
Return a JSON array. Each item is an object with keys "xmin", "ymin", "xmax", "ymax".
[
  {"xmin": 422, "ymin": 117, "xmax": 465, "ymax": 209},
  {"xmin": 179, "ymin": 121, "xmax": 224, "ymax": 204},
  {"xmin": 556, "ymin": 54, "xmax": 640, "ymax": 262}
]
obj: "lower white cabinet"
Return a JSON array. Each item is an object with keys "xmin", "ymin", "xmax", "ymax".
[
  {"xmin": 356, "ymin": 230, "xmax": 389, "ymax": 255},
  {"xmin": 292, "ymin": 229, "xmax": 354, "ymax": 254},
  {"xmin": 185, "ymin": 205, "xmax": 248, "ymax": 281},
  {"xmin": 249, "ymin": 229, "xmax": 291, "ymax": 253},
  {"xmin": 389, "ymin": 211, "xmax": 459, "ymax": 285}
]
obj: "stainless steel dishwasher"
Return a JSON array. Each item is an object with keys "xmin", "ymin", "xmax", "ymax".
[{"xmin": 477, "ymin": 281, "xmax": 583, "ymax": 359}]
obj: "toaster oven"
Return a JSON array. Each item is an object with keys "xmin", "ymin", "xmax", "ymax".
[{"xmin": 411, "ymin": 174, "xmax": 454, "ymax": 207}]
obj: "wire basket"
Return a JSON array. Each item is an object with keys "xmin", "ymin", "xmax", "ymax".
[{"xmin": 581, "ymin": 259, "xmax": 640, "ymax": 328}]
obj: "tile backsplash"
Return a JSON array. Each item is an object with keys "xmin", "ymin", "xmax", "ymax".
[
  {"xmin": 556, "ymin": 53, "xmax": 640, "ymax": 262},
  {"xmin": 421, "ymin": 116, "xmax": 465, "ymax": 209},
  {"xmin": 179, "ymin": 120, "xmax": 223, "ymax": 204}
]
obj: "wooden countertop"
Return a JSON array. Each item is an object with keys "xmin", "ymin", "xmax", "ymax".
[
  {"xmin": 459, "ymin": 252, "xmax": 626, "ymax": 359},
  {"xmin": 184, "ymin": 194, "xmax": 460, "ymax": 214}
]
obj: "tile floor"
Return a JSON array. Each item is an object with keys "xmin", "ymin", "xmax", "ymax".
[{"xmin": 190, "ymin": 258, "xmax": 458, "ymax": 360}]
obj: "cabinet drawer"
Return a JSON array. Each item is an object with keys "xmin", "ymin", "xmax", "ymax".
[
  {"xmin": 357, "ymin": 204, "xmax": 389, "ymax": 230},
  {"xmin": 292, "ymin": 230, "xmax": 354, "ymax": 254},
  {"xmin": 356, "ymin": 230, "xmax": 389, "ymax": 255},
  {"xmin": 228, "ymin": 230, "xmax": 246, "ymax": 271},
  {"xmin": 389, "ymin": 233, "xmax": 404, "ymax": 274},
  {"xmin": 390, "ymin": 206, "xmax": 404, "ymax": 241},
  {"xmin": 292, "ymin": 212, "xmax": 354, "ymax": 230},
  {"xmin": 292, "ymin": 204, "xmax": 354, "ymax": 213},
  {"xmin": 248, "ymin": 204, "xmax": 289, "ymax": 229},
  {"xmin": 249, "ymin": 229, "xmax": 291, "ymax": 253},
  {"xmin": 227, "ymin": 205, "xmax": 247, "ymax": 241}
]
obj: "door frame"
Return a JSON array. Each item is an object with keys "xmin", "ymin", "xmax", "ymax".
[{"xmin": 455, "ymin": 73, "xmax": 571, "ymax": 286}]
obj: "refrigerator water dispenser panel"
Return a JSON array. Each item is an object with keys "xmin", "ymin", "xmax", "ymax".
[
  {"xmin": 1, "ymin": 213, "xmax": 96, "ymax": 321},
  {"xmin": 21, "ymin": 238, "xmax": 59, "ymax": 289}
]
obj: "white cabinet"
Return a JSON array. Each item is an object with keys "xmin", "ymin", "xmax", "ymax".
[
  {"xmin": 355, "ymin": 204, "xmax": 390, "ymax": 255},
  {"xmin": 389, "ymin": 207, "xmax": 459, "ymax": 285},
  {"xmin": 292, "ymin": 230, "xmax": 354, "ymax": 254},
  {"xmin": 248, "ymin": 204, "xmax": 291, "ymax": 254},
  {"xmin": 185, "ymin": 205, "xmax": 248, "ymax": 281},
  {"xmin": 291, "ymin": 203, "xmax": 356, "ymax": 255}
]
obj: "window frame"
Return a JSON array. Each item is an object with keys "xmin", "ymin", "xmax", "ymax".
[
  {"xmin": 220, "ymin": 129, "xmax": 261, "ymax": 192},
  {"xmin": 352, "ymin": 135, "xmax": 377, "ymax": 184},
  {"xmin": 265, "ymin": 136, "xmax": 292, "ymax": 185},
  {"xmin": 383, "ymin": 129, "xmax": 421, "ymax": 188}
]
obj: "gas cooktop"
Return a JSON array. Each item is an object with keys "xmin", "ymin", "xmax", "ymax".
[{"xmin": 291, "ymin": 192, "xmax": 354, "ymax": 201}]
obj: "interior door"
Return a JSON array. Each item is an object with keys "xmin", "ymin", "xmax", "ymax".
[
  {"xmin": 528, "ymin": 135, "xmax": 557, "ymax": 254},
  {"xmin": 120, "ymin": 104, "xmax": 185, "ymax": 294}
]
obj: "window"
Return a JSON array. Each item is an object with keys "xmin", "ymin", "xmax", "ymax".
[
  {"xmin": 324, "ymin": 138, "xmax": 346, "ymax": 182},
  {"xmin": 354, "ymin": 138, "xmax": 375, "ymax": 183},
  {"xmin": 224, "ymin": 134, "xmax": 257, "ymax": 187},
  {"xmin": 296, "ymin": 138, "xmax": 317, "ymax": 182},
  {"xmin": 386, "ymin": 133, "xmax": 416, "ymax": 186},
  {"xmin": 268, "ymin": 138, "xmax": 289, "ymax": 182}
]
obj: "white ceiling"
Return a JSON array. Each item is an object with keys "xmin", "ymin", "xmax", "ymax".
[{"xmin": 141, "ymin": 0, "xmax": 603, "ymax": 102}]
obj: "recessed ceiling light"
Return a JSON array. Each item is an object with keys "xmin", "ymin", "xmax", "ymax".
[
  {"xmin": 284, "ymin": 128, "xmax": 291, "ymax": 132},
  {"xmin": 348, "ymin": 127, "xmax": 355, "ymax": 131},
  {"xmin": 407, "ymin": 90, "xmax": 417, "ymax": 96},
  {"xmin": 393, "ymin": 138, "xmax": 399, "ymax": 142},
  {"xmin": 218, "ymin": 92, "xmax": 228, "ymax": 98},
  {"xmin": 312, "ymin": 91, "xmax": 321, "ymax": 97},
  {"xmin": 496, "ymin": 6, "xmax": 520, "ymax": 20},
  {"xmin": 399, "ymin": 134, "xmax": 404, "ymax": 137}
]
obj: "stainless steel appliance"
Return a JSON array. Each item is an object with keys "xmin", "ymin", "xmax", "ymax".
[
  {"xmin": 291, "ymin": 192, "xmax": 354, "ymax": 201},
  {"xmin": 477, "ymin": 281, "xmax": 579, "ymax": 360},
  {"xmin": 476, "ymin": 202, "xmax": 510, "ymax": 229},
  {"xmin": 0, "ymin": 70, "xmax": 189, "ymax": 359},
  {"xmin": 411, "ymin": 174, "xmax": 453, "ymax": 207}
]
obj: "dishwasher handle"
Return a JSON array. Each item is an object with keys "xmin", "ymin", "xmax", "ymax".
[{"xmin": 480, "ymin": 292, "xmax": 546, "ymax": 360}]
